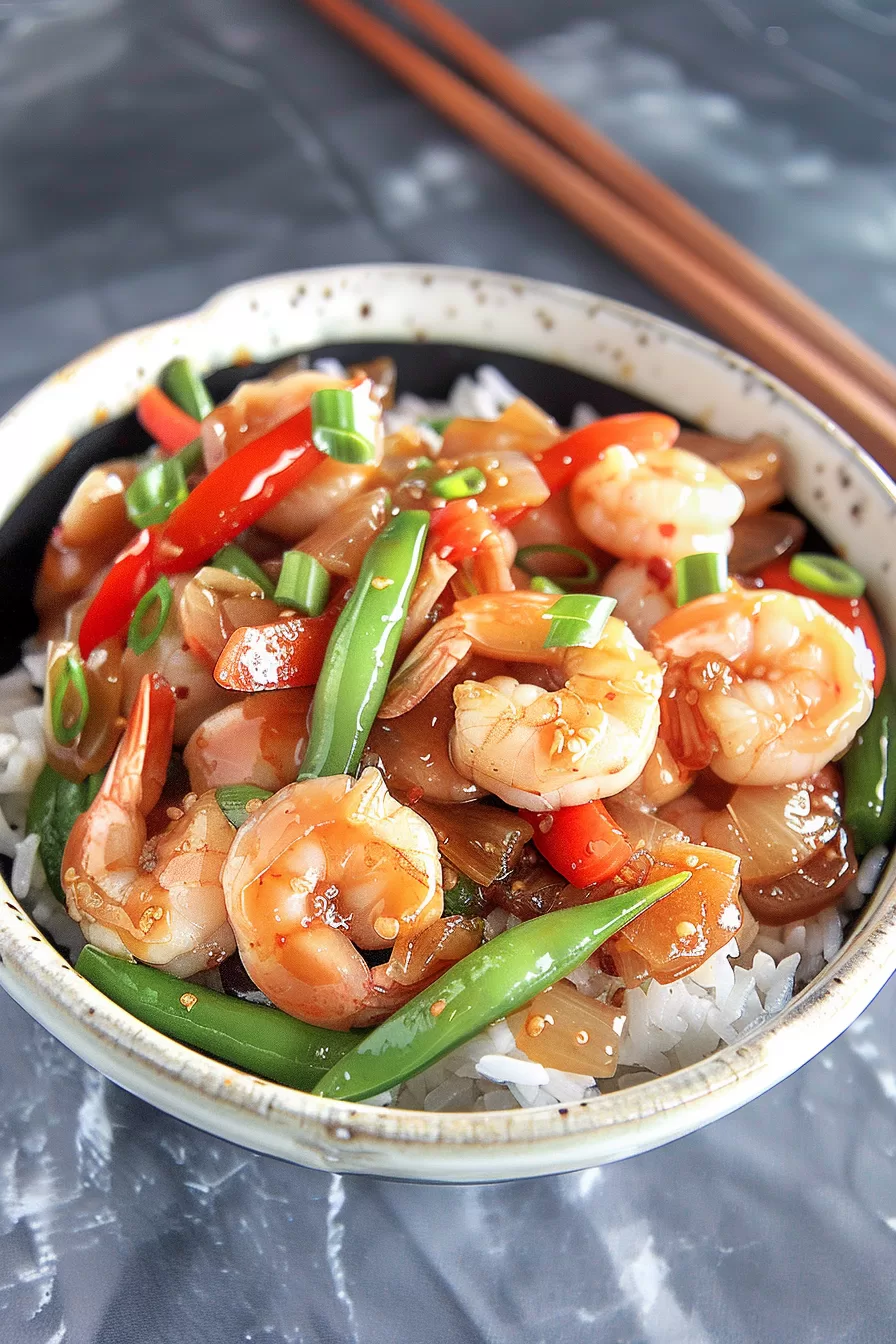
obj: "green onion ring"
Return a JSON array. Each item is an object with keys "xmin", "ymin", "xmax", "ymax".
[
  {"xmin": 127, "ymin": 577, "xmax": 173, "ymax": 655},
  {"xmin": 516, "ymin": 544, "xmax": 599, "ymax": 591},
  {"xmin": 431, "ymin": 466, "xmax": 487, "ymax": 500},
  {"xmin": 543, "ymin": 593, "xmax": 617, "ymax": 649},
  {"xmin": 50, "ymin": 653, "xmax": 90, "ymax": 745},
  {"xmin": 789, "ymin": 552, "xmax": 866, "ymax": 599}
]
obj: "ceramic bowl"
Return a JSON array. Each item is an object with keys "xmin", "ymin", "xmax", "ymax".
[{"xmin": 1, "ymin": 264, "xmax": 894, "ymax": 1183}]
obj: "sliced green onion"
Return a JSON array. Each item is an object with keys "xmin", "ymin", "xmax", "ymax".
[
  {"xmin": 425, "ymin": 417, "xmax": 452, "ymax": 435},
  {"xmin": 125, "ymin": 456, "xmax": 188, "ymax": 528},
  {"xmin": 160, "ymin": 357, "xmax": 214, "ymax": 421},
  {"xmin": 516, "ymin": 544, "xmax": 599, "ymax": 591},
  {"xmin": 410, "ymin": 456, "xmax": 434, "ymax": 472},
  {"xmin": 50, "ymin": 653, "xmax": 90, "ymax": 745},
  {"xmin": 530, "ymin": 575, "xmax": 565, "ymax": 596},
  {"xmin": 216, "ymin": 785, "xmax": 273, "ymax": 829},
  {"xmin": 675, "ymin": 552, "xmax": 728, "ymax": 606},
  {"xmin": 431, "ymin": 466, "xmax": 487, "ymax": 500},
  {"xmin": 127, "ymin": 577, "xmax": 173, "ymax": 655},
  {"xmin": 275, "ymin": 551, "xmax": 331, "ymax": 616},
  {"xmin": 211, "ymin": 544, "xmax": 275, "ymax": 598},
  {"xmin": 543, "ymin": 594, "xmax": 616, "ymax": 649},
  {"xmin": 311, "ymin": 387, "xmax": 377, "ymax": 463},
  {"xmin": 789, "ymin": 552, "xmax": 866, "ymax": 599},
  {"xmin": 443, "ymin": 873, "xmax": 482, "ymax": 917}
]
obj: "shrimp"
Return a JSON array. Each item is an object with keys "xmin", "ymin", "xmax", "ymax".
[
  {"xmin": 381, "ymin": 591, "xmax": 662, "ymax": 812},
  {"xmin": 62, "ymin": 673, "xmax": 236, "ymax": 977},
  {"xmin": 221, "ymin": 768, "xmax": 444, "ymax": 1029},
  {"xmin": 650, "ymin": 583, "xmax": 874, "ymax": 786},
  {"xmin": 570, "ymin": 443, "xmax": 744, "ymax": 563},
  {"xmin": 183, "ymin": 688, "xmax": 313, "ymax": 794},
  {"xmin": 600, "ymin": 559, "xmax": 676, "ymax": 645}
]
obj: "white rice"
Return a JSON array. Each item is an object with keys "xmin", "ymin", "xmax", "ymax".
[{"xmin": 2, "ymin": 365, "xmax": 888, "ymax": 1113}]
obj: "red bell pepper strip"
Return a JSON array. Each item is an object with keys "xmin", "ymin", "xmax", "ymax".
[
  {"xmin": 520, "ymin": 799, "xmax": 634, "ymax": 888},
  {"xmin": 137, "ymin": 387, "xmax": 202, "ymax": 455},
  {"xmin": 426, "ymin": 498, "xmax": 501, "ymax": 565},
  {"xmin": 534, "ymin": 413, "xmax": 679, "ymax": 494},
  {"xmin": 78, "ymin": 407, "xmax": 324, "ymax": 658},
  {"xmin": 759, "ymin": 558, "xmax": 886, "ymax": 696},
  {"xmin": 214, "ymin": 589, "xmax": 349, "ymax": 692}
]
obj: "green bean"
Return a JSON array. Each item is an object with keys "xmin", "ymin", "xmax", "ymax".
[
  {"xmin": 298, "ymin": 510, "xmax": 429, "ymax": 780},
  {"xmin": 843, "ymin": 679, "xmax": 896, "ymax": 854},
  {"xmin": 76, "ymin": 947, "xmax": 364, "ymax": 1090},
  {"xmin": 313, "ymin": 872, "xmax": 689, "ymax": 1100}
]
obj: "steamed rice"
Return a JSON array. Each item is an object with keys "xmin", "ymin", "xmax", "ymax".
[{"xmin": 1, "ymin": 364, "xmax": 885, "ymax": 1113}]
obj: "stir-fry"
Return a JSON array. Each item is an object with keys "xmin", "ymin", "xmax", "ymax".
[{"xmin": 18, "ymin": 354, "xmax": 893, "ymax": 1109}]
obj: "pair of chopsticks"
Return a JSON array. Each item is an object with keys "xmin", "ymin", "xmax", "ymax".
[{"xmin": 303, "ymin": 0, "xmax": 896, "ymax": 476}]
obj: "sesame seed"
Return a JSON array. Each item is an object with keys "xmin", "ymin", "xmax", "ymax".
[
  {"xmin": 371, "ymin": 575, "xmax": 394, "ymax": 590},
  {"xmin": 179, "ymin": 992, "xmax": 198, "ymax": 1011},
  {"xmin": 430, "ymin": 999, "xmax": 447, "ymax": 1017},
  {"xmin": 374, "ymin": 916, "xmax": 400, "ymax": 940},
  {"xmin": 525, "ymin": 1014, "xmax": 546, "ymax": 1038},
  {"xmin": 575, "ymin": 1030, "xmax": 589, "ymax": 1045},
  {"xmin": 676, "ymin": 920, "xmax": 698, "ymax": 937}
]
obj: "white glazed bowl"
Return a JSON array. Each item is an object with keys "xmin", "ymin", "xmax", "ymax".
[{"xmin": 1, "ymin": 264, "xmax": 894, "ymax": 1183}]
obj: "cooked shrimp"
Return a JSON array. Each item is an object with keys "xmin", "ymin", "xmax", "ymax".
[
  {"xmin": 570, "ymin": 444, "xmax": 744, "ymax": 563},
  {"xmin": 183, "ymin": 688, "xmax": 313, "ymax": 793},
  {"xmin": 600, "ymin": 559, "xmax": 676, "ymax": 645},
  {"xmin": 221, "ymin": 768, "xmax": 443, "ymax": 1029},
  {"xmin": 650, "ymin": 583, "xmax": 874, "ymax": 786},
  {"xmin": 63, "ymin": 673, "xmax": 236, "ymax": 976},
  {"xmin": 121, "ymin": 576, "xmax": 233, "ymax": 745},
  {"xmin": 381, "ymin": 591, "xmax": 662, "ymax": 812},
  {"xmin": 613, "ymin": 737, "xmax": 693, "ymax": 810}
]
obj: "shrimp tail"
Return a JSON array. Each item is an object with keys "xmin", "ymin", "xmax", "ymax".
[
  {"xmin": 379, "ymin": 613, "xmax": 472, "ymax": 718},
  {"xmin": 98, "ymin": 672, "xmax": 176, "ymax": 815}
]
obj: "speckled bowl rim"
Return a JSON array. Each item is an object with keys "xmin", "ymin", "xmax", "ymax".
[{"xmin": 1, "ymin": 263, "xmax": 895, "ymax": 1182}]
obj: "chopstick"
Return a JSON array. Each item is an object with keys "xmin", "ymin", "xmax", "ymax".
[
  {"xmin": 302, "ymin": 0, "xmax": 896, "ymax": 475},
  {"xmin": 385, "ymin": 0, "xmax": 896, "ymax": 415}
]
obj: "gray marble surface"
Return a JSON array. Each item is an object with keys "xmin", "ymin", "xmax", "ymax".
[{"xmin": 2, "ymin": 2, "xmax": 896, "ymax": 1340}]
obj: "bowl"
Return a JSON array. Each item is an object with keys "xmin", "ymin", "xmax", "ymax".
[{"xmin": 1, "ymin": 263, "xmax": 894, "ymax": 1183}]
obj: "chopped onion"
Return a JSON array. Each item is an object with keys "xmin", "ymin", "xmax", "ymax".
[
  {"xmin": 178, "ymin": 568, "xmax": 281, "ymax": 671},
  {"xmin": 509, "ymin": 980, "xmax": 625, "ymax": 1078},
  {"xmin": 603, "ymin": 799, "xmax": 684, "ymax": 853},
  {"xmin": 296, "ymin": 487, "xmax": 390, "ymax": 580},
  {"xmin": 412, "ymin": 798, "xmax": 533, "ymax": 885},
  {"xmin": 441, "ymin": 398, "xmax": 560, "ymax": 460},
  {"xmin": 387, "ymin": 915, "xmax": 484, "ymax": 986},
  {"xmin": 743, "ymin": 829, "xmax": 857, "ymax": 925},
  {"xmin": 728, "ymin": 511, "xmax": 806, "ymax": 576}
]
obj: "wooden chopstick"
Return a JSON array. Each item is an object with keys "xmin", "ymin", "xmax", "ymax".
[
  {"xmin": 303, "ymin": 0, "xmax": 896, "ymax": 474},
  {"xmin": 385, "ymin": 0, "xmax": 896, "ymax": 415}
]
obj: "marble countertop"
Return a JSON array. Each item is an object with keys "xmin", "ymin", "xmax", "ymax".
[{"xmin": 2, "ymin": 2, "xmax": 896, "ymax": 1340}]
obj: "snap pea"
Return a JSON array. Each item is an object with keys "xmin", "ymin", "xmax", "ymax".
[
  {"xmin": 298, "ymin": 510, "xmax": 429, "ymax": 780},
  {"xmin": 76, "ymin": 947, "xmax": 365, "ymax": 1090},
  {"xmin": 26, "ymin": 764, "xmax": 106, "ymax": 902},
  {"xmin": 843, "ymin": 678, "xmax": 896, "ymax": 855},
  {"xmin": 160, "ymin": 357, "xmax": 214, "ymax": 422},
  {"xmin": 313, "ymin": 872, "xmax": 689, "ymax": 1101}
]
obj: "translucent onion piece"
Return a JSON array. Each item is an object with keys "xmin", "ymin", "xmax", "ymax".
[
  {"xmin": 347, "ymin": 356, "xmax": 397, "ymax": 409},
  {"xmin": 661, "ymin": 766, "xmax": 844, "ymax": 883},
  {"xmin": 201, "ymin": 368, "xmax": 350, "ymax": 470},
  {"xmin": 296, "ymin": 487, "xmax": 390, "ymax": 580},
  {"xmin": 375, "ymin": 428, "xmax": 438, "ymax": 491},
  {"xmin": 485, "ymin": 847, "xmax": 653, "ymax": 920},
  {"xmin": 509, "ymin": 981, "xmax": 626, "ymax": 1078},
  {"xmin": 439, "ymin": 449, "xmax": 549, "ymax": 517},
  {"xmin": 677, "ymin": 429, "xmax": 785, "ymax": 517},
  {"xmin": 412, "ymin": 798, "xmax": 533, "ymax": 885},
  {"xmin": 59, "ymin": 460, "xmax": 139, "ymax": 550},
  {"xmin": 743, "ymin": 828, "xmax": 857, "ymax": 925},
  {"xmin": 441, "ymin": 397, "xmax": 560, "ymax": 460},
  {"xmin": 728, "ymin": 511, "xmax": 807, "ymax": 576},
  {"xmin": 386, "ymin": 915, "xmax": 484, "ymax": 987},
  {"xmin": 603, "ymin": 799, "xmax": 684, "ymax": 853},
  {"xmin": 44, "ymin": 638, "xmax": 124, "ymax": 782},
  {"xmin": 609, "ymin": 840, "xmax": 743, "ymax": 985},
  {"xmin": 179, "ymin": 568, "xmax": 281, "ymax": 671}
]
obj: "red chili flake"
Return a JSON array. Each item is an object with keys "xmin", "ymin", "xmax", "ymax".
[
  {"xmin": 647, "ymin": 555, "xmax": 674, "ymax": 586},
  {"xmin": 658, "ymin": 523, "xmax": 676, "ymax": 539},
  {"xmin": 174, "ymin": 685, "xmax": 189, "ymax": 700},
  {"xmin": 407, "ymin": 785, "xmax": 424, "ymax": 805}
]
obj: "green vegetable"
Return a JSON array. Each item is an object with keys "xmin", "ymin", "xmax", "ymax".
[
  {"xmin": 160, "ymin": 357, "xmax": 214, "ymax": 421},
  {"xmin": 299, "ymin": 510, "xmax": 429, "ymax": 780},
  {"xmin": 789, "ymin": 552, "xmax": 866, "ymax": 599},
  {"xmin": 211, "ymin": 544, "xmax": 275, "ymax": 598},
  {"xmin": 177, "ymin": 438, "xmax": 205, "ymax": 476},
  {"xmin": 76, "ymin": 947, "xmax": 364, "ymax": 1090},
  {"xmin": 530, "ymin": 575, "xmax": 565, "ymax": 596},
  {"xmin": 50, "ymin": 653, "xmax": 90, "ymax": 745},
  {"xmin": 431, "ymin": 466, "xmax": 487, "ymax": 500},
  {"xmin": 516, "ymin": 544, "xmax": 599, "ymax": 591},
  {"xmin": 313, "ymin": 872, "xmax": 689, "ymax": 1100},
  {"xmin": 543, "ymin": 593, "xmax": 616, "ymax": 650},
  {"xmin": 125, "ymin": 456, "xmax": 189, "ymax": 528},
  {"xmin": 425, "ymin": 418, "xmax": 452, "ymax": 435},
  {"xmin": 127, "ymin": 576, "xmax": 173, "ymax": 655},
  {"xmin": 26, "ymin": 764, "xmax": 106, "ymax": 902},
  {"xmin": 215, "ymin": 785, "xmax": 272, "ymax": 829},
  {"xmin": 274, "ymin": 551, "xmax": 331, "ymax": 616},
  {"xmin": 443, "ymin": 873, "xmax": 482, "ymax": 917},
  {"xmin": 843, "ymin": 679, "xmax": 896, "ymax": 855},
  {"xmin": 675, "ymin": 552, "xmax": 728, "ymax": 605},
  {"xmin": 310, "ymin": 387, "xmax": 377, "ymax": 463}
]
